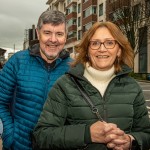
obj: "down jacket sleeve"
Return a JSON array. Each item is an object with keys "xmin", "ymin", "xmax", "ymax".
[
  {"xmin": 0, "ymin": 54, "xmax": 18, "ymax": 148},
  {"xmin": 130, "ymin": 85, "xmax": 150, "ymax": 150},
  {"xmin": 33, "ymin": 76, "xmax": 86, "ymax": 149}
]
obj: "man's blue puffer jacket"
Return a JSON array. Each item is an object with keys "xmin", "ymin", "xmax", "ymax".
[{"xmin": 0, "ymin": 44, "xmax": 71, "ymax": 150}]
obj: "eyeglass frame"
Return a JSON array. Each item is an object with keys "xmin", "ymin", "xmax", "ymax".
[{"xmin": 89, "ymin": 40, "xmax": 118, "ymax": 50}]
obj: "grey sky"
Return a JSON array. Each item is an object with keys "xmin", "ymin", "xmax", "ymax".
[{"xmin": 0, "ymin": 0, "xmax": 48, "ymax": 50}]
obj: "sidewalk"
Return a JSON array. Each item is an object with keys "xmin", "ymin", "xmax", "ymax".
[{"xmin": 137, "ymin": 79, "xmax": 150, "ymax": 83}]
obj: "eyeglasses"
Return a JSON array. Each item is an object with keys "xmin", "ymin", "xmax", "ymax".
[{"xmin": 89, "ymin": 40, "xmax": 117, "ymax": 50}]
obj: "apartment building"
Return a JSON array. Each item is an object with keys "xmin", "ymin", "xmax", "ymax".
[
  {"xmin": 46, "ymin": 0, "xmax": 106, "ymax": 53},
  {"xmin": 46, "ymin": 0, "xmax": 149, "ymax": 73}
]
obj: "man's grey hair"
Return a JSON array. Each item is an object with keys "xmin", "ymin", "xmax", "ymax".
[{"xmin": 37, "ymin": 10, "xmax": 67, "ymax": 32}]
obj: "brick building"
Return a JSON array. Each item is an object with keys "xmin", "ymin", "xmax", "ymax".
[
  {"xmin": 45, "ymin": 0, "xmax": 150, "ymax": 73},
  {"xmin": 46, "ymin": 0, "xmax": 106, "ymax": 53}
]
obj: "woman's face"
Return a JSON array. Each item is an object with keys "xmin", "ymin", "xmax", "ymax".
[{"xmin": 88, "ymin": 27, "xmax": 121, "ymax": 71}]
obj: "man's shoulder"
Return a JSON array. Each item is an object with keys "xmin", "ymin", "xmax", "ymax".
[
  {"xmin": 14, "ymin": 49, "xmax": 29, "ymax": 56},
  {"xmin": 10, "ymin": 49, "xmax": 32, "ymax": 61}
]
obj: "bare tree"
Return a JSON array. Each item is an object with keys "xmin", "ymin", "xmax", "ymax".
[{"xmin": 107, "ymin": 0, "xmax": 150, "ymax": 56}]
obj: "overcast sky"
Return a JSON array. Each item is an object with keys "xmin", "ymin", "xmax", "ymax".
[{"xmin": 0, "ymin": 0, "xmax": 48, "ymax": 52}]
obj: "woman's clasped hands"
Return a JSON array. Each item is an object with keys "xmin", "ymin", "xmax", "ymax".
[{"xmin": 90, "ymin": 121, "xmax": 131, "ymax": 150}]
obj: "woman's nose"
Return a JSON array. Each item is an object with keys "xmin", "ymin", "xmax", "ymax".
[{"xmin": 98, "ymin": 43, "xmax": 107, "ymax": 52}]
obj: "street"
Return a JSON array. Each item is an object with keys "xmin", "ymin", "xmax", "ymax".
[{"xmin": 138, "ymin": 81, "xmax": 150, "ymax": 118}]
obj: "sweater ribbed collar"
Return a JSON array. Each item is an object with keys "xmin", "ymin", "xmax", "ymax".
[{"xmin": 84, "ymin": 63, "xmax": 115, "ymax": 83}]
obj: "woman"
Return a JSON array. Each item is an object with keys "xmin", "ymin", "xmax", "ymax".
[{"xmin": 33, "ymin": 22, "xmax": 150, "ymax": 150}]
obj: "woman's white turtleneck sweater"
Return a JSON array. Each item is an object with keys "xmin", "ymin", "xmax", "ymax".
[{"xmin": 83, "ymin": 63, "xmax": 116, "ymax": 97}]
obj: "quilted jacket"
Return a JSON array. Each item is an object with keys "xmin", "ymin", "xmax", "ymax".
[
  {"xmin": 0, "ymin": 44, "xmax": 70, "ymax": 150},
  {"xmin": 33, "ymin": 63, "xmax": 150, "ymax": 150}
]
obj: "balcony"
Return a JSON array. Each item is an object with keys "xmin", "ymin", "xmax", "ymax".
[{"xmin": 47, "ymin": 0, "xmax": 64, "ymax": 5}]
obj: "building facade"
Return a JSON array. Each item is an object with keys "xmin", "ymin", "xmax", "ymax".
[
  {"xmin": 46, "ymin": 0, "xmax": 106, "ymax": 53},
  {"xmin": 45, "ymin": 0, "xmax": 150, "ymax": 73},
  {"xmin": 0, "ymin": 48, "xmax": 6, "ymax": 68},
  {"xmin": 23, "ymin": 25, "xmax": 38, "ymax": 49}
]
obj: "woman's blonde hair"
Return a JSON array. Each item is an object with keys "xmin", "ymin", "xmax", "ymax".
[{"xmin": 71, "ymin": 21, "xmax": 134, "ymax": 73}]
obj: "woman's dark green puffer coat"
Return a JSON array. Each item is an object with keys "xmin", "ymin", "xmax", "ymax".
[{"xmin": 33, "ymin": 64, "xmax": 150, "ymax": 150}]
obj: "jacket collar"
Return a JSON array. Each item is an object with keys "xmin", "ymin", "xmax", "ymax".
[
  {"xmin": 29, "ymin": 43, "xmax": 70, "ymax": 60},
  {"xmin": 67, "ymin": 63, "xmax": 132, "ymax": 79},
  {"xmin": 28, "ymin": 43, "xmax": 70, "ymax": 69}
]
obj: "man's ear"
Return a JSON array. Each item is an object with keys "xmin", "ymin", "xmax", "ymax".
[{"xmin": 36, "ymin": 28, "xmax": 39, "ymax": 40}]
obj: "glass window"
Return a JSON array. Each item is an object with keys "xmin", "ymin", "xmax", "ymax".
[
  {"xmin": 66, "ymin": 4, "xmax": 77, "ymax": 15},
  {"xmin": 92, "ymin": 6, "xmax": 97, "ymax": 14},
  {"xmin": 83, "ymin": 0, "xmax": 88, "ymax": 3},
  {"xmin": 68, "ymin": 31, "xmax": 77, "ymax": 39},
  {"xmin": 99, "ymin": 4, "xmax": 103, "ymax": 16},
  {"xmin": 67, "ymin": 18, "xmax": 77, "ymax": 27},
  {"xmin": 83, "ymin": 6, "xmax": 96, "ymax": 18},
  {"xmin": 83, "ymin": 22, "xmax": 93, "ymax": 31},
  {"xmin": 72, "ymin": 5, "xmax": 77, "ymax": 12},
  {"xmin": 78, "ymin": 30, "xmax": 82, "ymax": 40},
  {"xmin": 139, "ymin": 26, "xmax": 147, "ymax": 73},
  {"xmin": 67, "ymin": 0, "xmax": 71, "ymax": 5},
  {"xmin": 78, "ymin": 3, "xmax": 81, "ymax": 13},
  {"xmin": 78, "ymin": 17, "xmax": 81, "ymax": 27}
]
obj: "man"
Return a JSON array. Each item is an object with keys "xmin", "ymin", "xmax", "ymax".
[{"xmin": 0, "ymin": 10, "xmax": 70, "ymax": 150}]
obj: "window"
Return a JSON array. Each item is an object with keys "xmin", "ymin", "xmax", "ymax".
[
  {"xmin": 78, "ymin": 17, "xmax": 81, "ymax": 27},
  {"xmin": 99, "ymin": 3, "xmax": 103, "ymax": 16},
  {"xmin": 78, "ymin": 30, "xmax": 82, "ymax": 40},
  {"xmin": 83, "ymin": 0, "xmax": 88, "ymax": 3},
  {"xmin": 68, "ymin": 31, "xmax": 77, "ymax": 39},
  {"xmin": 66, "ymin": 4, "xmax": 77, "ymax": 15},
  {"xmin": 67, "ymin": 0, "xmax": 71, "ymax": 5},
  {"xmin": 66, "ymin": 8, "xmax": 70, "ymax": 15},
  {"xmin": 83, "ymin": 22, "xmax": 93, "ymax": 32},
  {"xmin": 92, "ymin": 6, "xmax": 96, "ymax": 14},
  {"xmin": 78, "ymin": 3, "xmax": 81, "ymax": 13},
  {"xmin": 72, "ymin": 5, "xmax": 77, "ymax": 12},
  {"xmin": 67, "ymin": 18, "xmax": 77, "ymax": 27},
  {"xmin": 139, "ymin": 26, "xmax": 148, "ymax": 73},
  {"xmin": 83, "ymin": 6, "xmax": 97, "ymax": 18}
]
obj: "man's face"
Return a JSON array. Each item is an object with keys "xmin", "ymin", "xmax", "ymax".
[{"xmin": 36, "ymin": 23, "xmax": 67, "ymax": 63}]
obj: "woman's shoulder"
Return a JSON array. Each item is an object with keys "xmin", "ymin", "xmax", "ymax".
[{"xmin": 55, "ymin": 74, "xmax": 71, "ymax": 85}]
